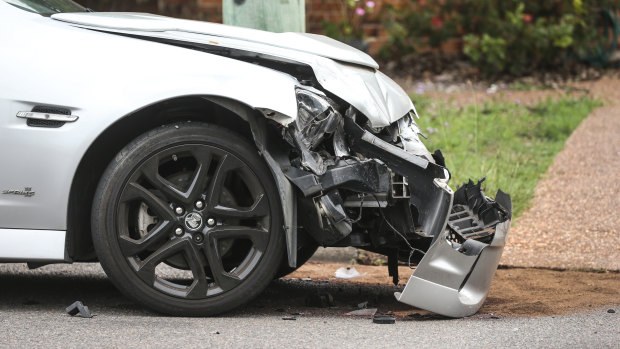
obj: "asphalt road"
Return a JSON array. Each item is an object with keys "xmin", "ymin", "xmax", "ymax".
[{"xmin": 0, "ymin": 263, "xmax": 617, "ymax": 348}]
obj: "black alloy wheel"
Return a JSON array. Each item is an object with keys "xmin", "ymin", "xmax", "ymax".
[{"xmin": 92, "ymin": 122, "xmax": 283, "ymax": 316}]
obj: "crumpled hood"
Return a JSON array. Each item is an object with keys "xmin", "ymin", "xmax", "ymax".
[
  {"xmin": 51, "ymin": 12, "xmax": 413, "ymax": 127},
  {"xmin": 51, "ymin": 12, "xmax": 378, "ymax": 69}
]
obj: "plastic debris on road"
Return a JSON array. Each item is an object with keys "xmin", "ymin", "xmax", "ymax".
[
  {"xmin": 65, "ymin": 301, "xmax": 93, "ymax": 318},
  {"xmin": 344, "ymin": 308, "xmax": 377, "ymax": 316},
  {"xmin": 373, "ymin": 313, "xmax": 395, "ymax": 324},
  {"xmin": 334, "ymin": 267, "xmax": 367, "ymax": 279}
]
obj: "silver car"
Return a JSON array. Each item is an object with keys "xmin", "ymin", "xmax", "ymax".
[{"xmin": 0, "ymin": 0, "xmax": 512, "ymax": 317}]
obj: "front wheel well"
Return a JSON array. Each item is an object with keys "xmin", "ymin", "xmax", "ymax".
[{"xmin": 66, "ymin": 96, "xmax": 256, "ymax": 261}]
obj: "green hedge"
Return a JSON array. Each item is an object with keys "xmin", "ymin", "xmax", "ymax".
[{"xmin": 381, "ymin": 0, "xmax": 619, "ymax": 75}]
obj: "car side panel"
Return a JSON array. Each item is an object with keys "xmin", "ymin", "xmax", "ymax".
[{"xmin": 0, "ymin": 5, "xmax": 298, "ymax": 232}]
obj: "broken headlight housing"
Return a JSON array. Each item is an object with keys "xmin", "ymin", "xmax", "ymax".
[
  {"xmin": 295, "ymin": 88, "xmax": 341, "ymax": 149},
  {"xmin": 285, "ymin": 88, "xmax": 346, "ymax": 175}
]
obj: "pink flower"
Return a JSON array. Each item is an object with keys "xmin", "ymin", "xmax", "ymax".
[
  {"xmin": 355, "ymin": 7, "xmax": 365, "ymax": 16},
  {"xmin": 431, "ymin": 17, "xmax": 444, "ymax": 29},
  {"xmin": 366, "ymin": 1, "xmax": 375, "ymax": 8},
  {"xmin": 523, "ymin": 13, "xmax": 533, "ymax": 23}
]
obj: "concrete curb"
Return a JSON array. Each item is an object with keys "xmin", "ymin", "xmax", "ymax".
[{"xmin": 308, "ymin": 247, "xmax": 358, "ymax": 264}]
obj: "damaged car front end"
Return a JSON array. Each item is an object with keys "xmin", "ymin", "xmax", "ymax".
[
  {"xmin": 263, "ymin": 79, "xmax": 512, "ymax": 317},
  {"xmin": 19, "ymin": 9, "xmax": 512, "ymax": 317}
]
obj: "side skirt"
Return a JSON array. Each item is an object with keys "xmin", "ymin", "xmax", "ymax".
[{"xmin": 0, "ymin": 229, "xmax": 67, "ymax": 262}]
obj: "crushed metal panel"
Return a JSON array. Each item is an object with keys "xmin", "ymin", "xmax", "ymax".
[{"xmin": 344, "ymin": 117, "xmax": 453, "ymax": 240}]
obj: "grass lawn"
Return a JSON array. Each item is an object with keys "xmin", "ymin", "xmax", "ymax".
[{"xmin": 413, "ymin": 94, "xmax": 601, "ymax": 217}]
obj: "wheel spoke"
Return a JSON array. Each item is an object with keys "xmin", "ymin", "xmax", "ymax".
[
  {"xmin": 210, "ymin": 194, "xmax": 269, "ymax": 219},
  {"xmin": 186, "ymin": 147, "xmax": 213, "ymax": 203},
  {"xmin": 136, "ymin": 238, "xmax": 189, "ymax": 285},
  {"xmin": 141, "ymin": 157, "xmax": 189, "ymax": 204},
  {"xmin": 140, "ymin": 148, "xmax": 213, "ymax": 205},
  {"xmin": 121, "ymin": 182, "xmax": 175, "ymax": 221},
  {"xmin": 203, "ymin": 224, "xmax": 267, "ymax": 292},
  {"xmin": 205, "ymin": 155, "xmax": 242, "ymax": 210},
  {"xmin": 207, "ymin": 225, "xmax": 270, "ymax": 253},
  {"xmin": 202, "ymin": 240, "xmax": 242, "ymax": 292},
  {"xmin": 118, "ymin": 220, "xmax": 173, "ymax": 256},
  {"xmin": 184, "ymin": 244, "xmax": 209, "ymax": 299}
]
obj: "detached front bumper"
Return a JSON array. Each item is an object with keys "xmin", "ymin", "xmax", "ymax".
[
  {"xmin": 343, "ymin": 117, "xmax": 512, "ymax": 317},
  {"xmin": 396, "ymin": 183, "xmax": 512, "ymax": 317}
]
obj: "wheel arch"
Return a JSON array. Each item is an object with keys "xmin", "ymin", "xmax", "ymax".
[{"xmin": 66, "ymin": 95, "xmax": 258, "ymax": 261}]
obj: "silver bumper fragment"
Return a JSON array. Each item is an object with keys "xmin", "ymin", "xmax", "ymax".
[{"xmin": 395, "ymin": 188, "xmax": 511, "ymax": 318}]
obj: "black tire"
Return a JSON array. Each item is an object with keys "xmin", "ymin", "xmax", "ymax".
[{"xmin": 91, "ymin": 122, "xmax": 284, "ymax": 316}]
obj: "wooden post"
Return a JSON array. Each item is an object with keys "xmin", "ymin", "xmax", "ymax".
[{"xmin": 223, "ymin": 0, "xmax": 305, "ymax": 33}]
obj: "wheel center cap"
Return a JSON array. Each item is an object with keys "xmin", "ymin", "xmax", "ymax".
[{"xmin": 184, "ymin": 212, "xmax": 203, "ymax": 230}]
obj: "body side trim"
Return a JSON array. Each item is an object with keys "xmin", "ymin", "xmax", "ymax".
[{"xmin": 0, "ymin": 229, "xmax": 67, "ymax": 261}]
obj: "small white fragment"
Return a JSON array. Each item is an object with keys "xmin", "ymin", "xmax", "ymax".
[
  {"xmin": 486, "ymin": 84, "xmax": 498, "ymax": 94},
  {"xmin": 334, "ymin": 267, "xmax": 367, "ymax": 279}
]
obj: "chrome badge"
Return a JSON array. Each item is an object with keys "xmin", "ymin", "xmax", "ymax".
[
  {"xmin": 184, "ymin": 212, "xmax": 203, "ymax": 230},
  {"xmin": 2, "ymin": 187, "xmax": 35, "ymax": 197}
]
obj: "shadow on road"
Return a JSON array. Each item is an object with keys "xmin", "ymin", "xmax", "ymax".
[
  {"xmin": 0, "ymin": 264, "xmax": 430, "ymax": 319},
  {"xmin": 1, "ymin": 263, "xmax": 617, "ymax": 319}
]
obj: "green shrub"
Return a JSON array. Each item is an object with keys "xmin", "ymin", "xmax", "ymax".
[
  {"xmin": 380, "ymin": 0, "xmax": 619, "ymax": 75},
  {"xmin": 462, "ymin": 3, "xmax": 580, "ymax": 75},
  {"xmin": 379, "ymin": 1, "xmax": 460, "ymax": 60}
]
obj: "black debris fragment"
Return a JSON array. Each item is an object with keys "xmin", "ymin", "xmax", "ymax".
[
  {"xmin": 305, "ymin": 292, "xmax": 335, "ymax": 308},
  {"xmin": 608, "ymin": 309, "xmax": 615, "ymax": 313},
  {"xmin": 373, "ymin": 313, "xmax": 396, "ymax": 324},
  {"xmin": 387, "ymin": 250, "xmax": 399, "ymax": 285},
  {"xmin": 406, "ymin": 312, "xmax": 448, "ymax": 321},
  {"xmin": 22, "ymin": 300, "xmax": 40, "ymax": 306},
  {"xmin": 282, "ymin": 316, "xmax": 297, "ymax": 321},
  {"xmin": 65, "ymin": 301, "xmax": 93, "ymax": 318}
]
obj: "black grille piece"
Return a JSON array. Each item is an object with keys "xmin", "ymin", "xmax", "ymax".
[
  {"xmin": 447, "ymin": 204, "xmax": 495, "ymax": 241},
  {"xmin": 447, "ymin": 179, "xmax": 504, "ymax": 242},
  {"xmin": 26, "ymin": 118, "xmax": 65, "ymax": 128}
]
